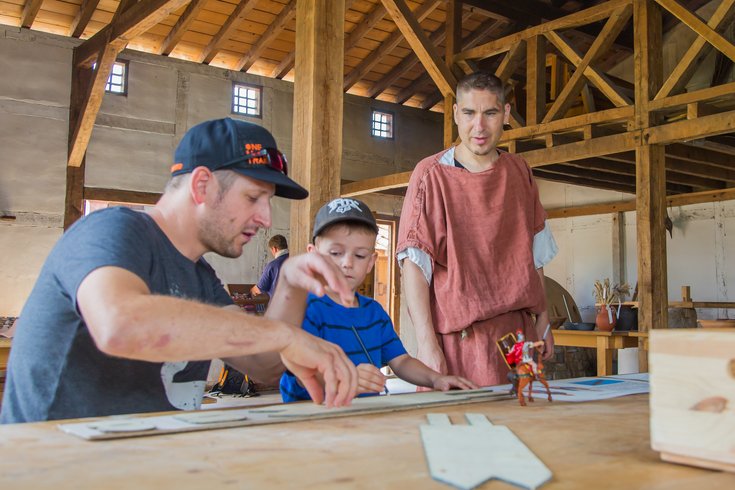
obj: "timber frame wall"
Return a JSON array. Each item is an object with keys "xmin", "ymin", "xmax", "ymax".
[
  {"xmin": 339, "ymin": 0, "xmax": 735, "ymax": 360},
  {"xmin": 61, "ymin": 1, "xmax": 735, "ymax": 366}
]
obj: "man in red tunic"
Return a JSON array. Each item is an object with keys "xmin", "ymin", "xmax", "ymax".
[{"xmin": 396, "ymin": 72, "xmax": 557, "ymax": 387}]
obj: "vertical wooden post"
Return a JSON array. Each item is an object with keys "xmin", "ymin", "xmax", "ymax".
[
  {"xmin": 634, "ymin": 0, "xmax": 666, "ymax": 372},
  {"xmin": 526, "ymin": 35, "xmax": 546, "ymax": 126},
  {"xmin": 442, "ymin": 0, "xmax": 460, "ymax": 148},
  {"xmin": 289, "ymin": 0, "xmax": 345, "ymax": 253},
  {"xmin": 612, "ymin": 211, "xmax": 626, "ymax": 286},
  {"xmin": 64, "ymin": 50, "xmax": 95, "ymax": 229}
]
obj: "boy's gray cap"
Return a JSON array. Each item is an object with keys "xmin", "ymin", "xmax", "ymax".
[{"xmin": 312, "ymin": 198, "xmax": 379, "ymax": 240}]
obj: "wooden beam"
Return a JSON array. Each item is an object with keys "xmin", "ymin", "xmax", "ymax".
[
  {"xmin": 654, "ymin": 0, "xmax": 735, "ymax": 63},
  {"xmin": 235, "ymin": 0, "xmax": 296, "ymax": 72},
  {"xmin": 494, "ymin": 40, "xmax": 526, "ymax": 83},
  {"xmin": 381, "ymin": 0, "xmax": 457, "ymax": 97},
  {"xmin": 290, "ymin": 0, "xmax": 345, "ymax": 253},
  {"xmin": 526, "ymin": 35, "xmax": 546, "ymax": 126},
  {"xmin": 368, "ymin": 11, "xmax": 473, "ymax": 99},
  {"xmin": 548, "ymin": 200, "xmax": 636, "ymax": 219},
  {"xmin": 547, "ymin": 187, "xmax": 735, "ymax": 219},
  {"xmin": 649, "ymin": 80, "xmax": 735, "ymax": 111},
  {"xmin": 70, "ymin": 0, "xmax": 101, "ymax": 38},
  {"xmin": 198, "ymin": 0, "xmax": 257, "ymax": 64},
  {"xmin": 457, "ymin": 0, "xmax": 629, "ymax": 61},
  {"xmin": 443, "ymin": 0, "xmax": 461, "ymax": 148},
  {"xmin": 68, "ymin": 0, "xmax": 190, "ymax": 168},
  {"xmin": 84, "ymin": 187, "xmax": 161, "ymax": 205},
  {"xmin": 634, "ymin": 0, "xmax": 667, "ymax": 338},
  {"xmin": 542, "ymin": 5, "xmax": 633, "ymax": 122},
  {"xmin": 646, "ymin": 109, "xmax": 735, "ymax": 145},
  {"xmin": 20, "ymin": 0, "xmax": 43, "ymax": 29},
  {"xmin": 396, "ymin": 20, "xmax": 511, "ymax": 106},
  {"xmin": 666, "ymin": 142, "xmax": 735, "ymax": 170},
  {"xmin": 76, "ymin": 0, "xmax": 190, "ymax": 66},
  {"xmin": 520, "ymin": 132, "xmax": 641, "ymax": 167},
  {"xmin": 665, "ymin": 158, "xmax": 735, "ymax": 185},
  {"xmin": 160, "ymin": 0, "xmax": 207, "ymax": 56},
  {"xmin": 113, "ymin": 0, "xmax": 139, "ymax": 23},
  {"xmin": 501, "ymin": 106, "xmax": 634, "ymax": 142},
  {"xmin": 544, "ymin": 30, "xmax": 631, "ymax": 108},
  {"xmin": 68, "ymin": 40, "xmax": 124, "ymax": 169},
  {"xmin": 341, "ymin": 171, "xmax": 413, "ymax": 197},
  {"xmin": 534, "ymin": 169, "xmax": 637, "ymax": 194},
  {"xmin": 655, "ymin": 0, "xmax": 735, "ymax": 99},
  {"xmin": 344, "ymin": 0, "xmax": 441, "ymax": 91},
  {"xmin": 272, "ymin": 0, "xmax": 358, "ymax": 79}
]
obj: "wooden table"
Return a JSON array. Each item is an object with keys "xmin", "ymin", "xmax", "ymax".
[
  {"xmin": 552, "ymin": 330, "xmax": 643, "ymax": 376},
  {"xmin": 1, "ymin": 394, "xmax": 732, "ymax": 489},
  {"xmin": 0, "ymin": 338, "xmax": 10, "ymax": 371}
]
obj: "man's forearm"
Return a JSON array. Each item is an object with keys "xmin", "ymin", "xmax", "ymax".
[
  {"xmin": 403, "ymin": 260, "xmax": 438, "ymax": 347},
  {"xmin": 78, "ymin": 267, "xmax": 295, "ymax": 363}
]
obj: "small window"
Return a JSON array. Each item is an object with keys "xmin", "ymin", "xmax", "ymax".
[
  {"xmin": 105, "ymin": 61, "xmax": 128, "ymax": 95},
  {"xmin": 232, "ymin": 83, "xmax": 262, "ymax": 117},
  {"xmin": 371, "ymin": 110, "xmax": 394, "ymax": 139}
]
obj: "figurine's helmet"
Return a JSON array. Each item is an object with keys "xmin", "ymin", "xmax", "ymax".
[{"xmin": 516, "ymin": 329, "xmax": 525, "ymax": 342}]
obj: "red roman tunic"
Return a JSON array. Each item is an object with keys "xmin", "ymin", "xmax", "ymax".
[{"xmin": 397, "ymin": 148, "xmax": 547, "ymax": 386}]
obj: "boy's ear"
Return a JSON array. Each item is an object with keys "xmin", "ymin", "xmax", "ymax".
[
  {"xmin": 366, "ymin": 251, "xmax": 377, "ymax": 274},
  {"xmin": 306, "ymin": 243, "xmax": 316, "ymax": 253}
]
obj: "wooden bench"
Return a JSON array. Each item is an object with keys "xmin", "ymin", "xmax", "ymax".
[{"xmin": 552, "ymin": 330, "xmax": 644, "ymax": 376}]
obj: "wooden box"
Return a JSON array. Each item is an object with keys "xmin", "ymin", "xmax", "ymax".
[{"xmin": 649, "ymin": 328, "xmax": 735, "ymax": 472}]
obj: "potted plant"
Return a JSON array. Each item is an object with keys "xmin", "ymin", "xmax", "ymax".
[{"xmin": 593, "ymin": 279, "xmax": 631, "ymax": 331}]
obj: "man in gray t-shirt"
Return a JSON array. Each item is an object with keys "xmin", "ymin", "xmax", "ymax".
[{"xmin": 1, "ymin": 118, "xmax": 367, "ymax": 424}]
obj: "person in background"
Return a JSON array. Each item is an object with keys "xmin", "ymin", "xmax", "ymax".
[
  {"xmin": 396, "ymin": 72, "xmax": 558, "ymax": 387},
  {"xmin": 251, "ymin": 234, "xmax": 289, "ymax": 298},
  {"xmin": 280, "ymin": 198, "xmax": 477, "ymax": 402},
  {"xmin": 1, "ymin": 118, "xmax": 358, "ymax": 424}
]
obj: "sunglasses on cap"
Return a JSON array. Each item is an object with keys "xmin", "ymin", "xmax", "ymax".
[{"xmin": 226, "ymin": 147, "xmax": 288, "ymax": 176}]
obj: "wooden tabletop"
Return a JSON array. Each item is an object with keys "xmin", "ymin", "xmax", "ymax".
[{"xmin": 1, "ymin": 394, "xmax": 732, "ymax": 489}]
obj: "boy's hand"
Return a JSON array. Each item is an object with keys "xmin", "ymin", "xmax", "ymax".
[
  {"xmin": 279, "ymin": 326, "xmax": 358, "ymax": 408},
  {"xmin": 356, "ymin": 363, "xmax": 386, "ymax": 394},
  {"xmin": 431, "ymin": 375, "xmax": 478, "ymax": 392}
]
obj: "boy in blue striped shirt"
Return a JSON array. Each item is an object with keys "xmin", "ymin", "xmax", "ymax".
[{"xmin": 280, "ymin": 198, "xmax": 476, "ymax": 402}]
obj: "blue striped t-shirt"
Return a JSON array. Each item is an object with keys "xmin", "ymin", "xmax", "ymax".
[{"xmin": 279, "ymin": 292, "xmax": 407, "ymax": 402}]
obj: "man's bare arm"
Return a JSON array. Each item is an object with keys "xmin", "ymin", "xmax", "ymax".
[{"xmin": 403, "ymin": 260, "xmax": 447, "ymax": 374}]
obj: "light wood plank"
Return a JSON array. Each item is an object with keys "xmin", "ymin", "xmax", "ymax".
[
  {"xmin": 69, "ymin": 0, "xmax": 101, "ymax": 38},
  {"xmin": 160, "ymin": 0, "xmax": 207, "ymax": 56},
  {"xmin": 272, "ymin": 0, "xmax": 358, "ymax": 79},
  {"xmin": 198, "ymin": 0, "xmax": 257, "ymax": 64},
  {"xmin": 20, "ymin": 0, "xmax": 43, "ymax": 28},
  {"xmin": 235, "ymin": 0, "xmax": 296, "ymax": 72}
]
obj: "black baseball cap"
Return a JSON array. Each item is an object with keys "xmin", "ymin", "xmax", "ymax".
[
  {"xmin": 171, "ymin": 118, "xmax": 308, "ymax": 200},
  {"xmin": 312, "ymin": 198, "xmax": 379, "ymax": 240}
]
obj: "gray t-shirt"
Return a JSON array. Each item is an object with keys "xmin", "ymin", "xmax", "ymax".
[{"xmin": 1, "ymin": 207, "xmax": 233, "ymax": 423}]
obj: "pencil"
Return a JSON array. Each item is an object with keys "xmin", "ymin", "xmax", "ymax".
[{"xmin": 350, "ymin": 325, "xmax": 390, "ymax": 395}]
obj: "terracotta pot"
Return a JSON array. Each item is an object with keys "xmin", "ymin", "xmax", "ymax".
[{"xmin": 595, "ymin": 305, "xmax": 617, "ymax": 331}]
